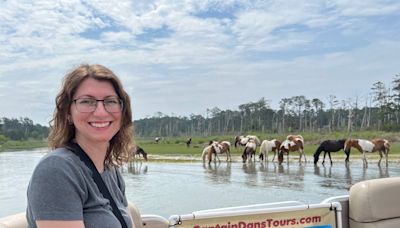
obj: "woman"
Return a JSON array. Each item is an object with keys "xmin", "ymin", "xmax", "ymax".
[{"xmin": 26, "ymin": 64, "xmax": 135, "ymax": 228}]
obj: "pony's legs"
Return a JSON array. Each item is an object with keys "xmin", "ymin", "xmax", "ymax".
[
  {"xmin": 202, "ymin": 150, "xmax": 207, "ymax": 162},
  {"xmin": 215, "ymin": 153, "xmax": 221, "ymax": 162},
  {"xmin": 328, "ymin": 152, "xmax": 332, "ymax": 165},
  {"xmin": 378, "ymin": 151, "xmax": 383, "ymax": 166},
  {"xmin": 322, "ymin": 151, "xmax": 327, "ymax": 165},
  {"xmin": 362, "ymin": 151, "xmax": 368, "ymax": 167},
  {"xmin": 385, "ymin": 149, "xmax": 389, "ymax": 166}
]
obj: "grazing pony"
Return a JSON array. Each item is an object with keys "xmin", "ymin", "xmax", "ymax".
[
  {"xmin": 344, "ymin": 138, "xmax": 390, "ymax": 167},
  {"xmin": 234, "ymin": 135, "xmax": 261, "ymax": 147},
  {"xmin": 241, "ymin": 139, "xmax": 257, "ymax": 163},
  {"xmin": 202, "ymin": 141, "xmax": 221, "ymax": 164},
  {"xmin": 155, "ymin": 137, "xmax": 160, "ymax": 143},
  {"xmin": 286, "ymin": 134, "xmax": 304, "ymax": 143},
  {"xmin": 313, "ymin": 139, "xmax": 348, "ymax": 165},
  {"xmin": 215, "ymin": 141, "xmax": 232, "ymax": 162},
  {"xmin": 134, "ymin": 146, "xmax": 148, "ymax": 161},
  {"xmin": 278, "ymin": 138, "xmax": 305, "ymax": 165},
  {"xmin": 186, "ymin": 137, "xmax": 192, "ymax": 147},
  {"xmin": 259, "ymin": 139, "xmax": 281, "ymax": 162}
]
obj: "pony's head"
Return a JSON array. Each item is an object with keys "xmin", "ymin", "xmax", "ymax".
[
  {"xmin": 241, "ymin": 152, "xmax": 247, "ymax": 163},
  {"xmin": 313, "ymin": 151, "xmax": 320, "ymax": 164},
  {"xmin": 278, "ymin": 150, "xmax": 284, "ymax": 165}
]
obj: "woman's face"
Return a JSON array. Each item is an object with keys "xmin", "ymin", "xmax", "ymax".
[{"xmin": 70, "ymin": 78, "xmax": 122, "ymax": 146}]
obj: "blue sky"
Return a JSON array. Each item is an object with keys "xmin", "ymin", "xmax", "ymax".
[{"xmin": 1, "ymin": 0, "xmax": 399, "ymax": 125}]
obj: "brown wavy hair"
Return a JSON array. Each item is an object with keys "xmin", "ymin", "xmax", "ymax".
[{"xmin": 48, "ymin": 64, "xmax": 135, "ymax": 167}]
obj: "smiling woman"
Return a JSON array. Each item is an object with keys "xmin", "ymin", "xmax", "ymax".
[{"xmin": 26, "ymin": 64, "xmax": 137, "ymax": 228}]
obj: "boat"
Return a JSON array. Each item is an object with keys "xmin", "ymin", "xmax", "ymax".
[{"xmin": 1, "ymin": 176, "xmax": 400, "ymax": 228}]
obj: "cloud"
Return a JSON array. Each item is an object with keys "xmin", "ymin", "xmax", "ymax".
[{"xmin": 0, "ymin": 0, "xmax": 399, "ymax": 125}]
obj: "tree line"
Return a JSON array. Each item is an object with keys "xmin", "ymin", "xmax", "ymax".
[
  {"xmin": 135, "ymin": 75, "xmax": 400, "ymax": 137},
  {"xmin": 1, "ymin": 75, "xmax": 399, "ymax": 140},
  {"xmin": 0, "ymin": 117, "xmax": 49, "ymax": 143}
]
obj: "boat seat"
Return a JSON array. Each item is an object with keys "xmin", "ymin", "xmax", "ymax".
[
  {"xmin": 349, "ymin": 177, "xmax": 400, "ymax": 228},
  {"xmin": 0, "ymin": 202, "xmax": 143, "ymax": 228}
]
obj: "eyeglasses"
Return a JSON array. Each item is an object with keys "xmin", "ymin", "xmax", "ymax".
[{"xmin": 73, "ymin": 97, "xmax": 123, "ymax": 113}]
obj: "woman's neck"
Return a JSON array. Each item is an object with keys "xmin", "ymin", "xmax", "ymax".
[{"xmin": 74, "ymin": 138, "xmax": 109, "ymax": 173}]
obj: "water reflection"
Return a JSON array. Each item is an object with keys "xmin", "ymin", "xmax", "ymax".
[
  {"xmin": 127, "ymin": 161, "xmax": 148, "ymax": 175},
  {"xmin": 378, "ymin": 164, "xmax": 389, "ymax": 178},
  {"xmin": 202, "ymin": 161, "xmax": 232, "ymax": 184}
]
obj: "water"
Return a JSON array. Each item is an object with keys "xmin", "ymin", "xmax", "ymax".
[{"xmin": 1, "ymin": 150, "xmax": 399, "ymax": 219}]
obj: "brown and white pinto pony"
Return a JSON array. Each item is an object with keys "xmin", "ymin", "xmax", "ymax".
[
  {"xmin": 202, "ymin": 141, "xmax": 221, "ymax": 164},
  {"xmin": 259, "ymin": 139, "xmax": 281, "ymax": 162},
  {"xmin": 234, "ymin": 135, "xmax": 261, "ymax": 147},
  {"xmin": 278, "ymin": 136, "xmax": 305, "ymax": 165},
  {"xmin": 344, "ymin": 138, "xmax": 390, "ymax": 167},
  {"xmin": 241, "ymin": 139, "xmax": 257, "ymax": 163},
  {"xmin": 215, "ymin": 141, "xmax": 232, "ymax": 162},
  {"xmin": 286, "ymin": 134, "xmax": 304, "ymax": 143}
]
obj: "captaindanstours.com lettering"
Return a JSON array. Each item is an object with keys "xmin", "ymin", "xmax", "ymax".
[{"xmin": 193, "ymin": 216, "xmax": 323, "ymax": 228}]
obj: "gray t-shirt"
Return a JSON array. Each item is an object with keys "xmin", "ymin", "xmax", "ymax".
[{"xmin": 26, "ymin": 148, "xmax": 133, "ymax": 228}]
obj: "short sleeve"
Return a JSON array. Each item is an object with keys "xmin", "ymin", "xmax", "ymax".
[{"xmin": 27, "ymin": 155, "xmax": 87, "ymax": 221}]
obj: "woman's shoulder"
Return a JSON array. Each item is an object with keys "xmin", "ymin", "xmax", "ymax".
[{"xmin": 34, "ymin": 147, "xmax": 84, "ymax": 174}]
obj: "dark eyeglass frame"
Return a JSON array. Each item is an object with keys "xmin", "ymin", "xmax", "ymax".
[{"xmin": 72, "ymin": 97, "xmax": 124, "ymax": 113}]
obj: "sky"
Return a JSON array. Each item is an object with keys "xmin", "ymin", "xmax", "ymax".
[{"xmin": 1, "ymin": 0, "xmax": 400, "ymax": 125}]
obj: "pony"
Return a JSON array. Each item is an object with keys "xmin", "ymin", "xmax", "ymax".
[
  {"xmin": 186, "ymin": 137, "xmax": 192, "ymax": 147},
  {"xmin": 259, "ymin": 139, "xmax": 281, "ymax": 162},
  {"xmin": 278, "ymin": 138, "xmax": 305, "ymax": 165},
  {"xmin": 155, "ymin": 137, "xmax": 160, "ymax": 143},
  {"xmin": 241, "ymin": 139, "xmax": 257, "ymax": 163},
  {"xmin": 313, "ymin": 139, "xmax": 348, "ymax": 165},
  {"xmin": 286, "ymin": 134, "xmax": 304, "ymax": 143},
  {"xmin": 215, "ymin": 141, "xmax": 232, "ymax": 162},
  {"xmin": 202, "ymin": 141, "xmax": 222, "ymax": 164},
  {"xmin": 134, "ymin": 146, "xmax": 148, "ymax": 161},
  {"xmin": 344, "ymin": 138, "xmax": 390, "ymax": 167},
  {"xmin": 234, "ymin": 135, "xmax": 261, "ymax": 147}
]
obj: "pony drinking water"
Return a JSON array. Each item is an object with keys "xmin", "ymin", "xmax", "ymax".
[
  {"xmin": 278, "ymin": 135, "xmax": 305, "ymax": 165},
  {"xmin": 313, "ymin": 139, "xmax": 348, "ymax": 165}
]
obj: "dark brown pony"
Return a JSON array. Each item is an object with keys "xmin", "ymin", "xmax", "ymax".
[
  {"xmin": 344, "ymin": 138, "xmax": 390, "ymax": 167},
  {"xmin": 313, "ymin": 139, "xmax": 348, "ymax": 165},
  {"xmin": 134, "ymin": 146, "xmax": 148, "ymax": 161},
  {"xmin": 186, "ymin": 137, "xmax": 192, "ymax": 147},
  {"xmin": 278, "ymin": 138, "xmax": 305, "ymax": 165}
]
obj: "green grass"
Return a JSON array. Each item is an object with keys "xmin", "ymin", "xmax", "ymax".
[
  {"xmin": 0, "ymin": 140, "xmax": 47, "ymax": 152},
  {"xmin": 1, "ymin": 131, "xmax": 399, "ymax": 159},
  {"xmin": 136, "ymin": 130, "xmax": 400, "ymax": 157}
]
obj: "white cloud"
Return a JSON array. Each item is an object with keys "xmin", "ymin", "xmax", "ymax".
[{"xmin": 0, "ymin": 0, "xmax": 399, "ymax": 124}]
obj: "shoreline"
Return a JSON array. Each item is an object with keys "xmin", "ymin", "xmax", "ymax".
[{"xmin": 141, "ymin": 154, "xmax": 400, "ymax": 164}]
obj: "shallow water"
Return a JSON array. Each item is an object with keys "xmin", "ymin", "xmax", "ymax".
[{"xmin": 1, "ymin": 150, "xmax": 399, "ymax": 218}]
